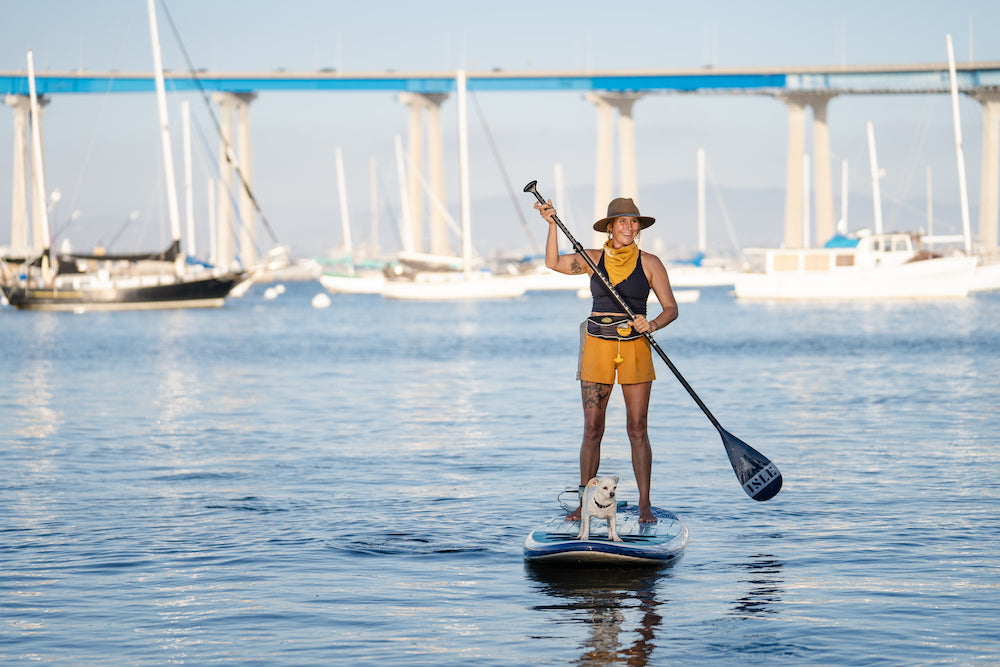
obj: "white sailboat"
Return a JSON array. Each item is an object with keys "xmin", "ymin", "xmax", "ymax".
[
  {"xmin": 921, "ymin": 34, "xmax": 1000, "ymax": 292},
  {"xmin": 382, "ymin": 70, "xmax": 525, "ymax": 301},
  {"xmin": 667, "ymin": 148, "xmax": 744, "ymax": 288},
  {"xmin": 734, "ymin": 119, "xmax": 976, "ymax": 301},
  {"xmin": 1, "ymin": 7, "xmax": 243, "ymax": 311},
  {"xmin": 318, "ymin": 148, "xmax": 387, "ymax": 294}
]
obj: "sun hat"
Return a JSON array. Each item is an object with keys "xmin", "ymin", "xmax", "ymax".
[{"xmin": 593, "ymin": 197, "xmax": 655, "ymax": 231}]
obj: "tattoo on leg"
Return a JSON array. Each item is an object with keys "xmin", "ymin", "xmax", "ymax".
[{"xmin": 582, "ymin": 382, "xmax": 612, "ymax": 409}]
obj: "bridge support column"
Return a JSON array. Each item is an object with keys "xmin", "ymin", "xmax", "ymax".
[
  {"xmin": 5, "ymin": 94, "xmax": 32, "ymax": 252},
  {"xmin": 778, "ymin": 93, "xmax": 836, "ymax": 248},
  {"xmin": 211, "ymin": 92, "xmax": 257, "ymax": 269},
  {"xmin": 809, "ymin": 95, "xmax": 836, "ymax": 245},
  {"xmin": 781, "ymin": 96, "xmax": 806, "ymax": 248},
  {"xmin": 397, "ymin": 92, "xmax": 449, "ymax": 255},
  {"xmin": 974, "ymin": 91, "xmax": 1000, "ymax": 254},
  {"xmin": 212, "ymin": 92, "xmax": 236, "ymax": 268},
  {"xmin": 236, "ymin": 93, "xmax": 258, "ymax": 267},
  {"xmin": 585, "ymin": 92, "xmax": 644, "ymax": 248}
]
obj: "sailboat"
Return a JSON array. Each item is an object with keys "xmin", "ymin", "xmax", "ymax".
[
  {"xmin": 381, "ymin": 71, "xmax": 525, "ymax": 301},
  {"xmin": 733, "ymin": 120, "xmax": 976, "ymax": 300},
  {"xmin": 318, "ymin": 149, "xmax": 387, "ymax": 295},
  {"xmin": 1, "ymin": 2, "xmax": 243, "ymax": 311},
  {"xmin": 919, "ymin": 34, "xmax": 1000, "ymax": 292},
  {"xmin": 666, "ymin": 148, "xmax": 744, "ymax": 288}
]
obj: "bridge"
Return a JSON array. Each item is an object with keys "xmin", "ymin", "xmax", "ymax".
[{"xmin": 5, "ymin": 62, "xmax": 1000, "ymax": 261}]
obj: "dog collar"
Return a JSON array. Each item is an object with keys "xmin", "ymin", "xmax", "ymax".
[{"xmin": 595, "ymin": 500, "xmax": 612, "ymax": 509}]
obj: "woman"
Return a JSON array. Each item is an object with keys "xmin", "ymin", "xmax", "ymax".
[{"xmin": 535, "ymin": 196, "xmax": 678, "ymax": 524}]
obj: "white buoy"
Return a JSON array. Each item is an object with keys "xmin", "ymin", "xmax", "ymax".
[
  {"xmin": 264, "ymin": 287, "xmax": 279, "ymax": 300},
  {"xmin": 275, "ymin": 284, "xmax": 287, "ymax": 295},
  {"xmin": 311, "ymin": 293, "xmax": 332, "ymax": 309}
]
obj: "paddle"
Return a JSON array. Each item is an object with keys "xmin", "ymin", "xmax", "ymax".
[{"xmin": 524, "ymin": 180, "xmax": 782, "ymax": 501}]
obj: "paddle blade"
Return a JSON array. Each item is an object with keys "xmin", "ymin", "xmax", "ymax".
[{"xmin": 719, "ymin": 427, "xmax": 782, "ymax": 501}]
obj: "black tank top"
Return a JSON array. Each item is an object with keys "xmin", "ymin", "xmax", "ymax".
[{"xmin": 591, "ymin": 251, "xmax": 649, "ymax": 316}]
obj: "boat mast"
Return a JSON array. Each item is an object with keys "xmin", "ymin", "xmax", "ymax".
[
  {"xmin": 837, "ymin": 158, "xmax": 848, "ymax": 235},
  {"xmin": 182, "ymin": 100, "xmax": 196, "ymax": 258},
  {"xmin": 946, "ymin": 34, "xmax": 973, "ymax": 254},
  {"xmin": 803, "ymin": 154, "xmax": 811, "ymax": 247},
  {"xmin": 456, "ymin": 69, "xmax": 472, "ymax": 277},
  {"xmin": 697, "ymin": 148, "xmax": 707, "ymax": 253},
  {"xmin": 369, "ymin": 157, "xmax": 379, "ymax": 258},
  {"xmin": 25, "ymin": 50, "xmax": 53, "ymax": 279},
  {"xmin": 866, "ymin": 121, "xmax": 884, "ymax": 235},
  {"xmin": 146, "ymin": 0, "xmax": 184, "ymax": 275},
  {"xmin": 394, "ymin": 135, "xmax": 414, "ymax": 254},
  {"xmin": 335, "ymin": 147, "xmax": 354, "ymax": 275}
]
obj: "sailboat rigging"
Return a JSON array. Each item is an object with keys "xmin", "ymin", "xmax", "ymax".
[{"xmin": 1, "ymin": 0, "xmax": 247, "ymax": 310}]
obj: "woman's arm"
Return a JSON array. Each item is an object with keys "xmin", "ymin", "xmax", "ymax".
[
  {"xmin": 535, "ymin": 199, "xmax": 595, "ymax": 276},
  {"xmin": 640, "ymin": 253, "xmax": 678, "ymax": 333}
]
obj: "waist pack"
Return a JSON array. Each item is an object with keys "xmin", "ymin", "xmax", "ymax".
[{"xmin": 586, "ymin": 315, "xmax": 644, "ymax": 341}]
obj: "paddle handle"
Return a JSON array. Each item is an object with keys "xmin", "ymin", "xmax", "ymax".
[{"xmin": 523, "ymin": 180, "xmax": 724, "ymax": 432}]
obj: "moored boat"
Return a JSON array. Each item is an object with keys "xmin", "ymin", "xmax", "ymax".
[{"xmin": 734, "ymin": 231, "xmax": 976, "ymax": 300}]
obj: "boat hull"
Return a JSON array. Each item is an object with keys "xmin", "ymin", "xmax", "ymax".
[
  {"xmin": 319, "ymin": 272, "xmax": 386, "ymax": 295},
  {"xmin": 734, "ymin": 255, "xmax": 976, "ymax": 300},
  {"xmin": 2, "ymin": 273, "xmax": 242, "ymax": 311},
  {"xmin": 381, "ymin": 273, "xmax": 526, "ymax": 300}
]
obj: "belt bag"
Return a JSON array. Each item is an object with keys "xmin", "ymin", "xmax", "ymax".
[{"xmin": 586, "ymin": 315, "xmax": 644, "ymax": 341}]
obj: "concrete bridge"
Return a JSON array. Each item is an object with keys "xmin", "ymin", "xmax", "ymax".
[{"xmin": 4, "ymin": 62, "xmax": 1000, "ymax": 261}]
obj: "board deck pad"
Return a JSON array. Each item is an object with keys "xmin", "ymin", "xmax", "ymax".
[{"xmin": 523, "ymin": 505, "xmax": 689, "ymax": 566}]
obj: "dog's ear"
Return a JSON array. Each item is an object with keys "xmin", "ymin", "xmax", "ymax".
[
  {"xmin": 586, "ymin": 478, "xmax": 599, "ymax": 488},
  {"xmin": 612, "ymin": 476, "xmax": 620, "ymax": 484}
]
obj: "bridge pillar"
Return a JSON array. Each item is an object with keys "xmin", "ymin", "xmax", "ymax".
[
  {"xmin": 397, "ymin": 92, "xmax": 449, "ymax": 256},
  {"xmin": 236, "ymin": 93, "xmax": 258, "ymax": 267},
  {"xmin": 585, "ymin": 92, "xmax": 644, "ymax": 248},
  {"xmin": 973, "ymin": 91, "xmax": 1000, "ymax": 254},
  {"xmin": 809, "ymin": 95, "xmax": 836, "ymax": 245},
  {"xmin": 211, "ymin": 92, "xmax": 257, "ymax": 269},
  {"xmin": 778, "ymin": 93, "xmax": 836, "ymax": 248},
  {"xmin": 780, "ymin": 95, "xmax": 807, "ymax": 248},
  {"xmin": 211, "ymin": 92, "xmax": 236, "ymax": 268},
  {"xmin": 5, "ymin": 94, "xmax": 32, "ymax": 252}
]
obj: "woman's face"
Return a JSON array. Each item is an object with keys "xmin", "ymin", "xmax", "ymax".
[{"xmin": 607, "ymin": 216, "xmax": 640, "ymax": 248}]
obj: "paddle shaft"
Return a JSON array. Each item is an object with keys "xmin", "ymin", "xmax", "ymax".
[{"xmin": 524, "ymin": 181, "xmax": 724, "ymax": 433}]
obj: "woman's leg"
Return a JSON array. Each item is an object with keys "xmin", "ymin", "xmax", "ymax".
[
  {"xmin": 622, "ymin": 381, "xmax": 656, "ymax": 523},
  {"xmin": 567, "ymin": 380, "xmax": 613, "ymax": 520}
]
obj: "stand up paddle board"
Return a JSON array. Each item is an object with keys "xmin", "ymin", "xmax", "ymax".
[{"xmin": 523, "ymin": 504, "xmax": 689, "ymax": 566}]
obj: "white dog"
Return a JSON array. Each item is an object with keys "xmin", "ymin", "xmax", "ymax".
[{"xmin": 577, "ymin": 475, "xmax": 622, "ymax": 542}]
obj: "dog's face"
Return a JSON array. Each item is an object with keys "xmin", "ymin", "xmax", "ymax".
[{"xmin": 585, "ymin": 475, "xmax": 619, "ymax": 506}]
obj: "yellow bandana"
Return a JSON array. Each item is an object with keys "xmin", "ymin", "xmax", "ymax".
[{"xmin": 603, "ymin": 240, "xmax": 638, "ymax": 287}]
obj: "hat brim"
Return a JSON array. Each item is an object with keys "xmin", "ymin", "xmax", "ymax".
[{"xmin": 593, "ymin": 215, "xmax": 655, "ymax": 232}]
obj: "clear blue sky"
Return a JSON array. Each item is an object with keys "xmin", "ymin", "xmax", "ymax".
[{"xmin": 2, "ymin": 0, "xmax": 999, "ymax": 258}]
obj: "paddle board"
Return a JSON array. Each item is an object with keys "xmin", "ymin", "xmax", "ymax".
[{"xmin": 523, "ymin": 504, "xmax": 689, "ymax": 566}]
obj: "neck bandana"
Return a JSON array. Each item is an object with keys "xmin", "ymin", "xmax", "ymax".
[{"xmin": 602, "ymin": 239, "xmax": 638, "ymax": 287}]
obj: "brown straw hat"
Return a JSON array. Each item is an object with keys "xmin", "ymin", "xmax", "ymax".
[{"xmin": 593, "ymin": 197, "xmax": 656, "ymax": 231}]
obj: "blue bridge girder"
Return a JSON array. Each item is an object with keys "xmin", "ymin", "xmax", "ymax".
[{"xmin": 2, "ymin": 62, "xmax": 1000, "ymax": 97}]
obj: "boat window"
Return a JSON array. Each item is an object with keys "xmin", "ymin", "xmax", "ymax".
[
  {"xmin": 835, "ymin": 254, "xmax": 854, "ymax": 267},
  {"xmin": 895, "ymin": 239, "xmax": 909, "ymax": 252}
]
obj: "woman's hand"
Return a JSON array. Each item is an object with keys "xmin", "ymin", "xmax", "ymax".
[
  {"xmin": 534, "ymin": 199, "xmax": 557, "ymax": 224},
  {"xmin": 631, "ymin": 315, "xmax": 656, "ymax": 334}
]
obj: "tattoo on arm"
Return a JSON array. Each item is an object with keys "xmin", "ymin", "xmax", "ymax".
[{"xmin": 570, "ymin": 257, "xmax": 584, "ymax": 274}]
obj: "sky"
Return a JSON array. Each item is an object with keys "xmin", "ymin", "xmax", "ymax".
[{"xmin": 2, "ymin": 0, "xmax": 999, "ymax": 261}]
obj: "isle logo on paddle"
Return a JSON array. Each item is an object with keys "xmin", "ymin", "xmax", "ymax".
[{"xmin": 743, "ymin": 463, "xmax": 781, "ymax": 498}]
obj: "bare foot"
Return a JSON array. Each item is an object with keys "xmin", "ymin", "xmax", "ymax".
[
  {"xmin": 566, "ymin": 505, "xmax": 581, "ymax": 522},
  {"xmin": 638, "ymin": 507, "xmax": 658, "ymax": 524}
]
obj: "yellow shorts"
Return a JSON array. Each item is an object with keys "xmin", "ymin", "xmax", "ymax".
[{"xmin": 578, "ymin": 333, "xmax": 655, "ymax": 385}]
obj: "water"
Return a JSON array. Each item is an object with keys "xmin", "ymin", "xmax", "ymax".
[{"xmin": 2, "ymin": 284, "xmax": 998, "ymax": 665}]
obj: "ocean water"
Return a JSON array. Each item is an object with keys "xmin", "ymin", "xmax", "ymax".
[{"xmin": 2, "ymin": 283, "xmax": 998, "ymax": 665}]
